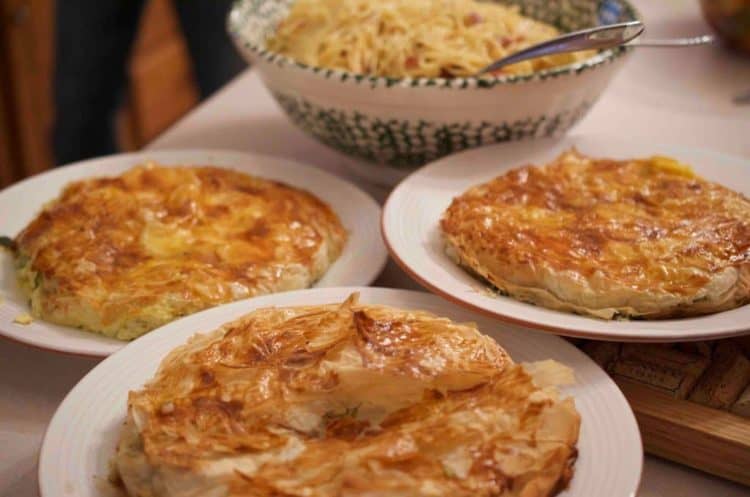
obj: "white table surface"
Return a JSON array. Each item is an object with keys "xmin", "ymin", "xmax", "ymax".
[{"xmin": 2, "ymin": 0, "xmax": 749, "ymax": 496}]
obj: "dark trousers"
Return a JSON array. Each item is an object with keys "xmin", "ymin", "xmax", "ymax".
[{"xmin": 53, "ymin": 0, "xmax": 244, "ymax": 166}]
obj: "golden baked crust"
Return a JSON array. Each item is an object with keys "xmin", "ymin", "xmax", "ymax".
[
  {"xmin": 116, "ymin": 294, "xmax": 580, "ymax": 497},
  {"xmin": 441, "ymin": 150, "xmax": 750, "ymax": 319},
  {"xmin": 14, "ymin": 164, "xmax": 347, "ymax": 339}
]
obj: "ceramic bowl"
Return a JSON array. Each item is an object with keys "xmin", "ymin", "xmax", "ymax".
[{"xmin": 228, "ymin": 0, "xmax": 640, "ymax": 182}]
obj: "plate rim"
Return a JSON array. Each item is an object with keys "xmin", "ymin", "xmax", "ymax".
[
  {"xmin": 381, "ymin": 134, "xmax": 750, "ymax": 342},
  {"xmin": 38, "ymin": 286, "xmax": 643, "ymax": 497},
  {"xmin": 0, "ymin": 148, "xmax": 388, "ymax": 357}
]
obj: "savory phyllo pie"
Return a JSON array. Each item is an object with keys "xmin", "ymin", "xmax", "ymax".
[
  {"xmin": 441, "ymin": 150, "xmax": 750, "ymax": 319},
  {"xmin": 12, "ymin": 163, "xmax": 346, "ymax": 339},
  {"xmin": 115, "ymin": 294, "xmax": 580, "ymax": 497}
]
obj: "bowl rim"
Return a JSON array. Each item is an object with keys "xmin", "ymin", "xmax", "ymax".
[{"xmin": 227, "ymin": 0, "xmax": 642, "ymax": 89}]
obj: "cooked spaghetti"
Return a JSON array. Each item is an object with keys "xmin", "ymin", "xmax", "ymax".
[{"xmin": 266, "ymin": 0, "xmax": 594, "ymax": 78}]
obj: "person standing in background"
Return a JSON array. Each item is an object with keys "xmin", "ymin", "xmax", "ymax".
[{"xmin": 53, "ymin": 0, "xmax": 244, "ymax": 166}]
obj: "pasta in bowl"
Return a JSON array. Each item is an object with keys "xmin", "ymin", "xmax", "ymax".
[
  {"xmin": 266, "ymin": 0, "xmax": 595, "ymax": 78},
  {"xmin": 228, "ymin": 0, "xmax": 639, "ymax": 183}
]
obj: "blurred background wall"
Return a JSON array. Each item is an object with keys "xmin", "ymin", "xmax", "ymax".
[{"xmin": 0, "ymin": 0, "xmax": 240, "ymax": 188}]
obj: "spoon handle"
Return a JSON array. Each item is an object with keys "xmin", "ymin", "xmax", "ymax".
[
  {"xmin": 477, "ymin": 21, "xmax": 645, "ymax": 75},
  {"xmin": 629, "ymin": 34, "xmax": 716, "ymax": 47}
]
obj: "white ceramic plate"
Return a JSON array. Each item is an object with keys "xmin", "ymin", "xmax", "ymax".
[
  {"xmin": 0, "ymin": 149, "xmax": 387, "ymax": 357},
  {"xmin": 39, "ymin": 286, "xmax": 642, "ymax": 497},
  {"xmin": 383, "ymin": 135, "xmax": 750, "ymax": 342}
]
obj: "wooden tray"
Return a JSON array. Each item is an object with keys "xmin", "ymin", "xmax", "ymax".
[{"xmin": 616, "ymin": 378, "xmax": 750, "ymax": 486}]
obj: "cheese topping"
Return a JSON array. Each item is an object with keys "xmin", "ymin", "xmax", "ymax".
[{"xmin": 13, "ymin": 313, "xmax": 33, "ymax": 325}]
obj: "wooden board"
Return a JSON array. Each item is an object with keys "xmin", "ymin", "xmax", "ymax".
[
  {"xmin": 616, "ymin": 378, "xmax": 750, "ymax": 486},
  {"xmin": 0, "ymin": 0, "xmax": 54, "ymax": 176},
  {"xmin": 125, "ymin": 0, "xmax": 199, "ymax": 148},
  {"xmin": 0, "ymin": 0, "xmax": 198, "ymax": 186},
  {"xmin": 0, "ymin": 35, "xmax": 20, "ymax": 188}
]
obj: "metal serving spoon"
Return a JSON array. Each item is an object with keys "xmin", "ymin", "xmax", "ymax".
[
  {"xmin": 632, "ymin": 34, "xmax": 716, "ymax": 47},
  {"xmin": 476, "ymin": 21, "xmax": 715, "ymax": 75}
]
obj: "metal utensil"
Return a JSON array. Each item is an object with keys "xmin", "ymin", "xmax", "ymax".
[
  {"xmin": 476, "ymin": 21, "xmax": 717, "ymax": 76},
  {"xmin": 476, "ymin": 21, "xmax": 645, "ymax": 75},
  {"xmin": 630, "ymin": 34, "xmax": 716, "ymax": 47}
]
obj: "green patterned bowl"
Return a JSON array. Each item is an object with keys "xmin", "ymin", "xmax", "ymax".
[{"xmin": 228, "ymin": 0, "xmax": 640, "ymax": 184}]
